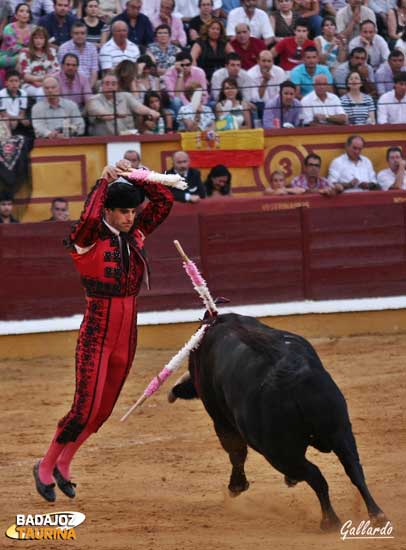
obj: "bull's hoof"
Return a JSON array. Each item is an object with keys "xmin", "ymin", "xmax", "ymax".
[
  {"xmin": 284, "ymin": 475, "xmax": 298, "ymax": 487},
  {"xmin": 320, "ymin": 514, "xmax": 341, "ymax": 532},
  {"xmin": 370, "ymin": 512, "xmax": 389, "ymax": 527},
  {"xmin": 228, "ymin": 480, "xmax": 250, "ymax": 497}
]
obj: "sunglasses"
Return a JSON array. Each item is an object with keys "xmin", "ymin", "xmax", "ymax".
[{"xmin": 180, "ymin": 62, "xmax": 192, "ymax": 67}]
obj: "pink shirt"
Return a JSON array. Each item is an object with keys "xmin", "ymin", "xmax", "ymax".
[
  {"xmin": 151, "ymin": 15, "xmax": 187, "ymax": 47},
  {"xmin": 163, "ymin": 66, "xmax": 208, "ymax": 105}
]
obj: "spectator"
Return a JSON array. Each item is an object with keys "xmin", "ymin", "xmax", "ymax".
[
  {"xmin": 336, "ymin": 0, "xmax": 376, "ymax": 41},
  {"xmin": 394, "ymin": 29, "xmax": 406, "ymax": 58},
  {"xmin": 165, "ymin": 150, "xmax": 206, "ymax": 203},
  {"xmin": 191, "ymin": 19, "xmax": 234, "ymax": 81},
  {"xmin": 211, "ymin": 52, "xmax": 254, "ymax": 102},
  {"xmin": 86, "ymin": 73, "xmax": 159, "ymax": 135},
  {"xmin": 388, "ymin": 0, "xmax": 406, "ymax": 46},
  {"xmin": 340, "ymin": 71, "xmax": 376, "ymax": 125},
  {"xmin": 226, "ymin": 0, "xmax": 275, "ymax": 47},
  {"xmin": 0, "ymin": 3, "xmax": 33, "ymax": 73},
  {"xmin": 270, "ymin": 0, "xmax": 300, "ymax": 44},
  {"xmin": 58, "ymin": 21, "xmax": 99, "ymax": 90},
  {"xmin": 0, "ymin": 69, "xmax": 30, "ymax": 134},
  {"xmin": 132, "ymin": 54, "xmax": 161, "ymax": 102},
  {"xmin": 377, "ymin": 73, "xmax": 406, "ymax": 124},
  {"xmin": 57, "ymin": 53, "xmax": 91, "ymax": 110},
  {"xmin": 98, "ymin": 0, "xmax": 122, "ymax": 22},
  {"xmin": 141, "ymin": 90, "xmax": 174, "ymax": 133},
  {"xmin": 328, "ymin": 134, "xmax": 379, "ymax": 192},
  {"xmin": 247, "ymin": 49, "xmax": 287, "ymax": 104},
  {"xmin": 301, "ymin": 73, "xmax": 347, "ymax": 126},
  {"xmin": 230, "ymin": 23, "xmax": 265, "ymax": 71},
  {"xmin": 377, "ymin": 146, "xmax": 406, "ymax": 190},
  {"xmin": 293, "ymin": 0, "xmax": 323, "ymax": 39},
  {"xmin": 314, "ymin": 16, "xmax": 347, "ymax": 74},
  {"xmin": 188, "ymin": 0, "xmax": 216, "ymax": 44},
  {"xmin": 99, "ymin": 21, "xmax": 140, "ymax": 73},
  {"xmin": 32, "ymin": 76, "xmax": 85, "ymax": 137},
  {"xmin": 21, "ymin": 0, "xmax": 54, "ymax": 25},
  {"xmin": 115, "ymin": 58, "xmax": 138, "ymax": 93},
  {"xmin": 348, "ymin": 20, "xmax": 390, "ymax": 72},
  {"xmin": 141, "ymin": 0, "xmax": 161, "ymax": 19},
  {"xmin": 112, "ymin": 0, "xmax": 154, "ymax": 48},
  {"xmin": 290, "ymin": 46, "xmax": 333, "ymax": 98},
  {"xmin": 147, "ymin": 24, "xmax": 180, "ymax": 76},
  {"xmin": 204, "ymin": 164, "xmax": 232, "ymax": 197},
  {"xmin": 39, "ymin": 0, "xmax": 78, "ymax": 47},
  {"xmin": 151, "ymin": 0, "xmax": 186, "ymax": 47},
  {"xmin": 0, "ymin": 191, "xmax": 19, "ymax": 223},
  {"xmin": 177, "ymin": 82, "xmax": 215, "ymax": 132},
  {"xmin": 375, "ymin": 50, "xmax": 405, "ymax": 96},
  {"xmin": 164, "ymin": 51, "xmax": 208, "ymax": 109},
  {"xmin": 81, "ymin": 0, "xmax": 109, "ymax": 49},
  {"xmin": 264, "ymin": 169, "xmax": 306, "ymax": 194},
  {"xmin": 291, "ymin": 153, "xmax": 336, "ymax": 195},
  {"xmin": 215, "ymin": 76, "xmax": 252, "ymax": 128},
  {"xmin": 334, "ymin": 47, "xmax": 376, "ymax": 98},
  {"xmin": 367, "ymin": 0, "xmax": 396, "ymax": 39},
  {"xmin": 46, "ymin": 197, "xmax": 70, "ymax": 221},
  {"xmin": 18, "ymin": 26, "xmax": 60, "ymax": 98},
  {"xmin": 320, "ymin": 0, "xmax": 347, "ymax": 18},
  {"xmin": 263, "ymin": 80, "xmax": 302, "ymax": 128},
  {"xmin": 123, "ymin": 149, "xmax": 148, "ymax": 168},
  {"xmin": 270, "ymin": 19, "xmax": 315, "ymax": 72}
]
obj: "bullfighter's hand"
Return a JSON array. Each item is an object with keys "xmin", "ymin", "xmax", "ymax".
[{"xmin": 101, "ymin": 165, "xmax": 119, "ymax": 183}]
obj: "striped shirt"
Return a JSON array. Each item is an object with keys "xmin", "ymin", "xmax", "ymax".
[
  {"xmin": 99, "ymin": 38, "xmax": 140, "ymax": 70},
  {"xmin": 340, "ymin": 93, "xmax": 375, "ymax": 125}
]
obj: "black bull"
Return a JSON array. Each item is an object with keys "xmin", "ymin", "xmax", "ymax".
[{"xmin": 170, "ymin": 313, "xmax": 386, "ymax": 530}]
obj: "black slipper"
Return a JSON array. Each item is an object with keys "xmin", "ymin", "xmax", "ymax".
[
  {"xmin": 33, "ymin": 461, "xmax": 56, "ymax": 502},
  {"xmin": 53, "ymin": 465, "xmax": 76, "ymax": 498}
]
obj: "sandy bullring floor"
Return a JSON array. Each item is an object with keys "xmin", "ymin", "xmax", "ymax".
[{"xmin": 1, "ymin": 332, "xmax": 405, "ymax": 550}]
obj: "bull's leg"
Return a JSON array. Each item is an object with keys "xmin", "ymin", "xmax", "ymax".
[
  {"xmin": 333, "ymin": 430, "xmax": 386, "ymax": 525},
  {"xmin": 214, "ymin": 422, "xmax": 249, "ymax": 496}
]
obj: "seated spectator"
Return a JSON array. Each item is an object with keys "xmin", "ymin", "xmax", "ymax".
[
  {"xmin": 336, "ymin": 0, "xmax": 376, "ymax": 42},
  {"xmin": 123, "ymin": 149, "xmax": 148, "ymax": 169},
  {"xmin": 177, "ymin": 82, "xmax": 215, "ymax": 132},
  {"xmin": 290, "ymin": 46, "xmax": 333, "ymax": 98},
  {"xmin": 270, "ymin": 0, "xmax": 300, "ymax": 44},
  {"xmin": 377, "ymin": 146, "xmax": 406, "ymax": 190},
  {"xmin": 264, "ymin": 169, "xmax": 306, "ymax": 194},
  {"xmin": 165, "ymin": 150, "xmax": 206, "ymax": 203},
  {"xmin": 290, "ymin": 153, "xmax": 336, "ymax": 195},
  {"xmin": 328, "ymin": 134, "xmax": 379, "ymax": 192},
  {"xmin": 0, "ymin": 3, "xmax": 33, "ymax": 74},
  {"xmin": 21, "ymin": 0, "xmax": 54, "ymax": 25},
  {"xmin": 314, "ymin": 16, "xmax": 347, "ymax": 74},
  {"xmin": 230, "ymin": 23, "xmax": 265, "ymax": 71},
  {"xmin": 58, "ymin": 21, "xmax": 99, "ymax": 90},
  {"xmin": 81, "ymin": 0, "xmax": 109, "ymax": 49},
  {"xmin": 98, "ymin": 0, "xmax": 122, "ymax": 22},
  {"xmin": 99, "ymin": 21, "xmax": 140, "ymax": 73},
  {"xmin": 172, "ymin": 0, "xmax": 221, "ymax": 22},
  {"xmin": 348, "ymin": 20, "xmax": 390, "ymax": 72},
  {"xmin": 164, "ymin": 51, "xmax": 208, "ymax": 110},
  {"xmin": 132, "ymin": 54, "xmax": 161, "ymax": 102},
  {"xmin": 367, "ymin": 0, "xmax": 395, "ymax": 40},
  {"xmin": 211, "ymin": 52, "xmax": 254, "ymax": 102},
  {"xmin": 226, "ymin": 0, "xmax": 275, "ymax": 47},
  {"xmin": 0, "ymin": 69, "xmax": 31, "ymax": 134},
  {"xmin": 293, "ymin": 0, "xmax": 322, "ymax": 39},
  {"xmin": 263, "ymin": 80, "xmax": 302, "ymax": 128},
  {"xmin": 248, "ymin": 49, "xmax": 287, "ymax": 105},
  {"xmin": 141, "ymin": 90, "xmax": 174, "ymax": 133},
  {"xmin": 388, "ymin": 1, "xmax": 406, "ymax": 47},
  {"xmin": 46, "ymin": 197, "xmax": 70, "ymax": 221},
  {"xmin": 301, "ymin": 74, "xmax": 347, "ymax": 126},
  {"xmin": 191, "ymin": 19, "xmax": 234, "ymax": 82},
  {"xmin": 112, "ymin": 0, "xmax": 154, "ymax": 48},
  {"xmin": 57, "ymin": 53, "xmax": 91, "ymax": 110},
  {"xmin": 394, "ymin": 29, "xmax": 406, "ymax": 58},
  {"xmin": 188, "ymin": 0, "xmax": 216, "ymax": 45},
  {"xmin": 340, "ymin": 71, "xmax": 376, "ymax": 125},
  {"xmin": 375, "ymin": 50, "xmax": 405, "ymax": 97},
  {"xmin": 115, "ymin": 58, "xmax": 138, "ymax": 94},
  {"xmin": 32, "ymin": 76, "xmax": 85, "ymax": 137},
  {"xmin": 270, "ymin": 19, "xmax": 315, "ymax": 72},
  {"xmin": 18, "ymin": 26, "xmax": 60, "ymax": 99},
  {"xmin": 39, "ymin": 0, "xmax": 78, "ymax": 47},
  {"xmin": 320, "ymin": 0, "xmax": 347, "ymax": 18},
  {"xmin": 204, "ymin": 164, "xmax": 232, "ymax": 197},
  {"xmin": 147, "ymin": 24, "xmax": 180, "ymax": 76},
  {"xmin": 86, "ymin": 73, "xmax": 159, "ymax": 135},
  {"xmin": 151, "ymin": 0, "xmax": 187, "ymax": 48},
  {"xmin": 377, "ymin": 73, "xmax": 406, "ymax": 125},
  {"xmin": 334, "ymin": 47, "xmax": 376, "ymax": 98},
  {"xmin": 215, "ymin": 77, "xmax": 252, "ymax": 129},
  {"xmin": 0, "ymin": 192, "xmax": 19, "ymax": 223}
]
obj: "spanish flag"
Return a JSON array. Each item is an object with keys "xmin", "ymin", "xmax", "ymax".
[{"xmin": 180, "ymin": 129, "xmax": 264, "ymax": 168}]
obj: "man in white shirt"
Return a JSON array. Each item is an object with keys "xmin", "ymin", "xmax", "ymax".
[
  {"xmin": 377, "ymin": 147, "xmax": 406, "ymax": 190},
  {"xmin": 328, "ymin": 135, "xmax": 379, "ymax": 192},
  {"xmin": 226, "ymin": 0, "xmax": 275, "ymax": 47},
  {"xmin": 99, "ymin": 21, "xmax": 140, "ymax": 73},
  {"xmin": 301, "ymin": 74, "xmax": 347, "ymax": 126},
  {"xmin": 173, "ymin": 0, "xmax": 221, "ymax": 21},
  {"xmin": 336, "ymin": 0, "xmax": 376, "ymax": 41},
  {"xmin": 211, "ymin": 52, "xmax": 255, "ymax": 101},
  {"xmin": 377, "ymin": 73, "xmax": 406, "ymax": 125},
  {"xmin": 348, "ymin": 20, "xmax": 390, "ymax": 71},
  {"xmin": 247, "ymin": 49, "xmax": 287, "ymax": 103}
]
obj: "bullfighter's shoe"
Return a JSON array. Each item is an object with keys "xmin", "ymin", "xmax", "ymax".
[
  {"xmin": 33, "ymin": 461, "xmax": 56, "ymax": 502},
  {"xmin": 53, "ymin": 466, "xmax": 76, "ymax": 498}
]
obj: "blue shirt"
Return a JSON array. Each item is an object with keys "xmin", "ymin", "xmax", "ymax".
[
  {"xmin": 38, "ymin": 12, "xmax": 77, "ymax": 46},
  {"xmin": 290, "ymin": 64, "xmax": 333, "ymax": 97},
  {"xmin": 221, "ymin": 0, "xmax": 241, "ymax": 13},
  {"xmin": 263, "ymin": 95, "xmax": 302, "ymax": 128},
  {"xmin": 111, "ymin": 12, "xmax": 154, "ymax": 47}
]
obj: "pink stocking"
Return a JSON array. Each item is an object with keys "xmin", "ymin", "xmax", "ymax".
[{"xmin": 55, "ymin": 427, "xmax": 94, "ymax": 480}]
